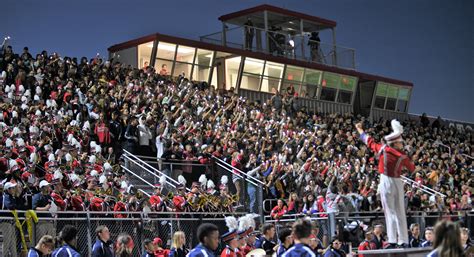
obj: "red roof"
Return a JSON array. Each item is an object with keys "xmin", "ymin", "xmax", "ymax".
[{"xmin": 218, "ymin": 4, "xmax": 337, "ymax": 28}]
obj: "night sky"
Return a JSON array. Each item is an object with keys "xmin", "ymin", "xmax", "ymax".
[{"xmin": 4, "ymin": 0, "xmax": 473, "ymax": 122}]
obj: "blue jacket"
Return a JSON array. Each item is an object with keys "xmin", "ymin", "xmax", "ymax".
[
  {"xmin": 52, "ymin": 244, "xmax": 81, "ymax": 257},
  {"xmin": 282, "ymin": 243, "xmax": 316, "ymax": 257},
  {"xmin": 27, "ymin": 247, "xmax": 43, "ymax": 257},
  {"xmin": 276, "ymin": 244, "xmax": 288, "ymax": 257},
  {"xmin": 187, "ymin": 243, "xmax": 215, "ymax": 257},
  {"xmin": 91, "ymin": 239, "xmax": 114, "ymax": 257},
  {"xmin": 421, "ymin": 240, "xmax": 432, "ymax": 247},
  {"xmin": 323, "ymin": 248, "xmax": 343, "ymax": 257}
]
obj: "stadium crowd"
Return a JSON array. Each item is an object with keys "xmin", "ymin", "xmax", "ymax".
[
  {"xmin": 0, "ymin": 45, "xmax": 473, "ymax": 256},
  {"xmin": 0, "ymin": 45, "xmax": 472, "ymax": 218}
]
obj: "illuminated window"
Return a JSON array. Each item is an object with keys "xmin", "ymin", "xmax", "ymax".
[
  {"xmin": 193, "ymin": 66, "xmax": 211, "ymax": 82},
  {"xmin": 375, "ymin": 82, "xmax": 410, "ymax": 112},
  {"xmin": 173, "ymin": 62, "xmax": 193, "ymax": 78},
  {"xmin": 243, "ymin": 58, "xmax": 265, "ymax": 75},
  {"xmin": 138, "ymin": 42, "xmax": 154, "ymax": 69},
  {"xmin": 156, "ymin": 42, "xmax": 177, "ymax": 60},
  {"xmin": 195, "ymin": 49, "xmax": 213, "ymax": 67},
  {"xmin": 261, "ymin": 62, "xmax": 283, "ymax": 93},
  {"xmin": 261, "ymin": 77, "xmax": 282, "ymax": 93},
  {"xmin": 302, "ymin": 69, "xmax": 322, "ymax": 99},
  {"xmin": 175, "ymin": 45, "xmax": 195, "ymax": 63},
  {"xmin": 225, "ymin": 57, "xmax": 241, "ymax": 89}
]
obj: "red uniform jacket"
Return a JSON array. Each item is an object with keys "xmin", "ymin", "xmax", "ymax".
[
  {"xmin": 361, "ymin": 135, "xmax": 415, "ymax": 178},
  {"xmin": 172, "ymin": 195, "xmax": 186, "ymax": 212}
]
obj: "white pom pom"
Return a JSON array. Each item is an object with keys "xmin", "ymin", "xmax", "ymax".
[
  {"xmin": 29, "ymin": 153, "xmax": 37, "ymax": 163},
  {"xmin": 90, "ymin": 169, "xmax": 99, "ymax": 177},
  {"xmin": 178, "ymin": 175, "xmax": 186, "ymax": 185},
  {"xmin": 13, "ymin": 127, "xmax": 21, "ymax": 135},
  {"xmin": 54, "ymin": 169, "xmax": 64, "ymax": 180},
  {"xmin": 99, "ymin": 175, "xmax": 107, "ymax": 184},
  {"xmin": 9, "ymin": 160, "xmax": 17, "ymax": 169},
  {"xmin": 221, "ymin": 175, "xmax": 228, "ymax": 185},
  {"xmin": 16, "ymin": 138, "xmax": 25, "ymax": 147}
]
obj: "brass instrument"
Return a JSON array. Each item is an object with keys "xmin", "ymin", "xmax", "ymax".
[{"xmin": 222, "ymin": 194, "xmax": 239, "ymax": 208}]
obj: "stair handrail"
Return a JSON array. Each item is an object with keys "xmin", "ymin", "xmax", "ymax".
[{"xmin": 212, "ymin": 156, "xmax": 265, "ymax": 186}]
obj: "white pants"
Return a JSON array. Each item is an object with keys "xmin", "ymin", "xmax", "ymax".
[{"xmin": 378, "ymin": 174, "xmax": 409, "ymax": 245}]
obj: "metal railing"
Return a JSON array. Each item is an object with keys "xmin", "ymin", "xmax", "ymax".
[
  {"xmin": 200, "ymin": 25, "xmax": 356, "ymax": 69},
  {"xmin": 0, "ymin": 210, "xmax": 247, "ymax": 257}
]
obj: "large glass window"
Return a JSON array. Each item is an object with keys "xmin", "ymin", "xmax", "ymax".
[
  {"xmin": 261, "ymin": 62, "xmax": 283, "ymax": 93},
  {"xmin": 375, "ymin": 82, "xmax": 411, "ymax": 112},
  {"xmin": 284, "ymin": 66, "xmax": 304, "ymax": 83},
  {"xmin": 156, "ymin": 42, "xmax": 177, "ymax": 60},
  {"xmin": 195, "ymin": 49, "xmax": 213, "ymax": 67},
  {"xmin": 320, "ymin": 88, "xmax": 337, "ymax": 101},
  {"xmin": 241, "ymin": 58, "xmax": 265, "ymax": 91},
  {"xmin": 173, "ymin": 62, "xmax": 193, "ymax": 78},
  {"xmin": 225, "ymin": 57, "xmax": 241, "ymax": 89},
  {"xmin": 138, "ymin": 42, "xmax": 154, "ymax": 69},
  {"xmin": 337, "ymin": 90, "xmax": 352, "ymax": 104},
  {"xmin": 302, "ymin": 69, "xmax": 322, "ymax": 99},
  {"xmin": 241, "ymin": 73, "xmax": 262, "ymax": 91},
  {"xmin": 155, "ymin": 60, "xmax": 173, "ymax": 76},
  {"xmin": 175, "ymin": 45, "xmax": 195, "ymax": 63},
  {"xmin": 193, "ymin": 66, "xmax": 211, "ymax": 82}
]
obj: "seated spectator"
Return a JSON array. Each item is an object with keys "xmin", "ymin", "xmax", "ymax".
[
  {"xmin": 409, "ymin": 223, "xmax": 423, "ymax": 248},
  {"xmin": 271, "ymin": 199, "xmax": 288, "ymax": 219}
]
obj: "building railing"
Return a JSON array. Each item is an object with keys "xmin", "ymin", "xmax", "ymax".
[{"xmin": 200, "ymin": 25, "xmax": 356, "ymax": 70}]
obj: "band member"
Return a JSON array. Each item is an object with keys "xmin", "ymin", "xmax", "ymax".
[
  {"xmin": 173, "ymin": 178, "xmax": 187, "ymax": 212},
  {"xmin": 221, "ymin": 216, "xmax": 240, "ymax": 257},
  {"xmin": 207, "ymin": 180, "xmax": 218, "ymax": 196},
  {"xmin": 150, "ymin": 176, "xmax": 166, "ymax": 212},
  {"xmin": 356, "ymin": 120, "xmax": 415, "ymax": 247}
]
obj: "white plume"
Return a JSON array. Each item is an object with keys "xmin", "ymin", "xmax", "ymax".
[
  {"xmin": 221, "ymin": 175, "xmax": 228, "ymax": 185},
  {"xmin": 29, "ymin": 153, "xmax": 37, "ymax": 163},
  {"xmin": 34, "ymin": 94, "xmax": 40, "ymax": 101},
  {"xmin": 159, "ymin": 175, "xmax": 166, "ymax": 185},
  {"xmin": 199, "ymin": 174, "xmax": 208, "ymax": 186},
  {"xmin": 13, "ymin": 127, "xmax": 21, "ymax": 135},
  {"xmin": 5, "ymin": 138, "xmax": 13, "ymax": 148},
  {"xmin": 67, "ymin": 134, "xmax": 74, "ymax": 143},
  {"xmin": 48, "ymin": 153, "xmax": 55, "ymax": 162},
  {"xmin": 238, "ymin": 215, "xmax": 252, "ymax": 232},
  {"xmin": 99, "ymin": 175, "xmax": 107, "ymax": 184},
  {"xmin": 9, "ymin": 160, "xmax": 17, "ymax": 169},
  {"xmin": 90, "ymin": 169, "xmax": 99, "ymax": 177},
  {"xmin": 65, "ymin": 153, "xmax": 72, "ymax": 162},
  {"xmin": 120, "ymin": 181, "xmax": 128, "ymax": 189},
  {"xmin": 89, "ymin": 155, "xmax": 96, "ymax": 164},
  {"xmin": 207, "ymin": 179, "xmax": 215, "ymax": 189},
  {"xmin": 225, "ymin": 216, "xmax": 239, "ymax": 232},
  {"xmin": 16, "ymin": 138, "xmax": 25, "ymax": 147},
  {"xmin": 178, "ymin": 175, "xmax": 186, "ymax": 185},
  {"xmin": 391, "ymin": 119, "xmax": 403, "ymax": 134}
]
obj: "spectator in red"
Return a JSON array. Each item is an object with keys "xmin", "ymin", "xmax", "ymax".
[
  {"xmin": 95, "ymin": 112, "xmax": 111, "ymax": 146},
  {"xmin": 358, "ymin": 229, "xmax": 377, "ymax": 257},
  {"xmin": 271, "ymin": 199, "xmax": 287, "ymax": 219}
]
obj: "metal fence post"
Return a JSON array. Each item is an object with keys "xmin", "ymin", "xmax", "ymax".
[
  {"xmin": 257, "ymin": 186, "xmax": 264, "ymax": 225},
  {"xmin": 86, "ymin": 212, "xmax": 92, "ymax": 257}
]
